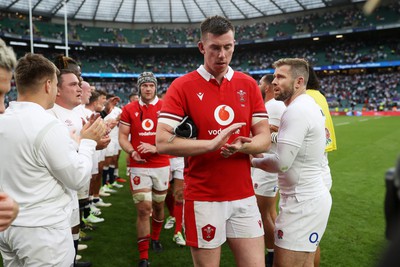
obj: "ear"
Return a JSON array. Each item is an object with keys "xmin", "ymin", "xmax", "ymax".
[
  {"xmin": 295, "ymin": 76, "xmax": 304, "ymax": 89},
  {"xmin": 44, "ymin": 79, "xmax": 51, "ymax": 94},
  {"xmin": 198, "ymin": 41, "xmax": 205, "ymax": 54}
]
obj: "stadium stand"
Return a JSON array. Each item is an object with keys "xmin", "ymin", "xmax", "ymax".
[{"xmin": 2, "ymin": 1, "xmax": 400, "ymax": 111}]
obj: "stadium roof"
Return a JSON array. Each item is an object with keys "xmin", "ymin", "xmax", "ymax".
[{"xmin": 0, "ymin": 0, "xmax": 366, "ymax": 24}]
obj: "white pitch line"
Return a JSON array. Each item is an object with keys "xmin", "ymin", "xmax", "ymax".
[
  {"xmin": 359, "ymin": 119, "xmax": 369, "ymax": 122},
  {"xmin": 335, "ymin": 122, "xmax": 350, "ymax": 126}
]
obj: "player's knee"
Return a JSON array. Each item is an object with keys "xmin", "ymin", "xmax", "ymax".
[
  {"xmin": 152, "ymin": 192, "xmax": 167, "ymax": 203},
  {"xmin": 132, "ymin": 191, "xmax": 152, "ymax": 204}
]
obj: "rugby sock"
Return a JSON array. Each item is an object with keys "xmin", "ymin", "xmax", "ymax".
[
  {"xmin": 114, "ymin": 167, "xmax": 119, "ymax": 177},
  {"xmin": 151, "ymin": 218, "xmax": 164, "ymax": 241},
  {"xmin": 165, "ymin": 192, "xmax": 175, "ymax": 217},
  {"xmin": 73, "ymin": 233, "xmax": 79, "ymax": 259},
  {"xmin": 174, "ymin": 202, "xmax": 183, "ymax": 234},
  {"xmin": 83, "ymin": 201, "xmax": 91, "ymax": 219},
  {"xmin": 266, "ymin": 249, "xmax": 274, "ymax": 267},
  {"xmin": 138, "ymin": 235, "xmax": 150, "ymax": 260},
  {"xmin": 108, "ymin": 165, "xmax": 115, "ymax": 184},
  {"xmin": 102, "ymin": 167, "xmax": 109, "ymax": 185},
  {"xmin": 93, "ymin": 197, "xmax": 100, "ymax": 204}
]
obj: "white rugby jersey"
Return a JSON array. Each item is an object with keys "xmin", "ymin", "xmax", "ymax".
[
  {"xmin": 277, "ymin": 94, "xmax": 327, "ymax": 201},
  {"xmin": 0, "ymin": 102, "xmax": 96, "ymax": 228}
]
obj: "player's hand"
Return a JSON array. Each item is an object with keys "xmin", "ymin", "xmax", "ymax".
[
  {"xmin": 210, "ymin": 122, "xmax": 245, "ymax": 151},
  {"xmin": 0, "ymin": 192, "xmax": 19, "ymax": 232},
  {"xmin": 105, "ymin": 118, "xmax": 118, "ymax": 130},
  {"xmin": 96, "ymin": 136, "xmax": 111, "ymax": 150},
  {"xmin": 220, "ymin": 136, "xmax": 252, "ymax": 158},
  {"xmin": 131, "ymin": 151, "xmax": 146, "ymax": 163},
  {"xmin": 137, "ymin": 142, "xmax": 157, "ymax": 154},
  {"xmin": 81, "ymin": 117, "xmax": 107, "ymax": 142}
]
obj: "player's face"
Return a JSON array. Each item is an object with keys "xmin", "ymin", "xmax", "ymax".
[
  {"xmin": 57, "ymin": 73, "xmax": 82, "ymax": 109},
  {"xmin": 94, "ymin": 95, "xmax": 107, "ymax": 112},
  {"xmin": 199, "ymin": 30, "xmax": 235, "ymax": 77},
  {"xmin": 0, "ymin": 67, "xmax": 13, "ymax": 114},
  {"xmin": 80, "ymin": 82, "xmax": 92, "ymax": 105},
  {"xmin": 259, "ymin": 77, "xmax": 268, "ymax": 99},
  {"xmin": 272, "ymin": 65, "xmax": 295, "ymax": 103},
  {"xmin": 140, "ymin": 82, "xmax": 156, "ymax": 104},
  {"xmin": 130, "ymin": 94, "xmax": 139, "ymax": 102}
]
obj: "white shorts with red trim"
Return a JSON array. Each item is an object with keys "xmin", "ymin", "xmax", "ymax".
[
  {"xmin": 184, "ymin": 195, "xmax": 264, "ymax": 249},
  {"xmin": 129, "ymin": 166, "xmax": 170, "ymax": 192}
]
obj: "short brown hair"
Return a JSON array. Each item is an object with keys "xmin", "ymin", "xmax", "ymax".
[
  {"xmin": 200, "ymin": 15, "xmax": 234, "ymax": 40},
  {"xmin": 57, "ymin": 69, "xmax": 79, "ymax": 87},
  {"xmin": 272, "ymin": 58, "xmax": 309, "ymax": 85},
  {"xmin": 14, "ymin": 53, "xmax": 58, "ymax": 94}
]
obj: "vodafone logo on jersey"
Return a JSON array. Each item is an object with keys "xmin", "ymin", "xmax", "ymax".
[
  {"xmin": 142, "ymin": 119, "xmax": 154, "ymax": 131},
  {"xmin": 214, "ymin": 105, "xmax": 234, "ymax": 126}
]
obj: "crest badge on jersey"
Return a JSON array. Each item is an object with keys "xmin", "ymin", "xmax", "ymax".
[
  {"xmin": 201, "ymin": 224, "xmax": 216, "ymax": 242},
  {"xmin": 236, "ymin": 89, "xmax": 247, "ymax": 103},
  {"xmin": 142, "ymin": 119, "xmax": 154, "ymax": 131},
  {"xmin": 214, "ymin": 105, "xmax": 234, "ymax": 126}
]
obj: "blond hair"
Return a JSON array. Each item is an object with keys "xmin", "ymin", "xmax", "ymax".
[{"xmin": 0, "ymin": 38, "xmax": 17, "ymax": 71}]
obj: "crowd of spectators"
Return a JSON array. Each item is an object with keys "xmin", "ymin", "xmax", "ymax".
[
  {"xmin": 5, "ymin": 70, "xmax": 399, "ymax": 112},
  {"xmin": 2, "ymin": 1, "xmax": 400, "ymax": 112},
  {"xmin": 1, "ymin": 2, "xmax": 399, "ymax": 45}
]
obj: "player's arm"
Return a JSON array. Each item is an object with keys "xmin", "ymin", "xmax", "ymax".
[
  {"xmin": 156, "ymin": 122, "xmax": 245, "ymax": 157},
  {"xmin": 221, "ymin": 119, "xmax": 270, "ymax": 158},
  {"xmin": 118, "ymin": 123, "xmax": 133, "ymax": 153},
  {"xmin": 241, "ymin": 119, "xmax": 270, "ymax": 154},
  {"xmin": 252, "ymin": 142, "xmax": 300, "ymax": 173},
  {"xmin": 0, "ymin": 192, "xmax": 19, "ymax": 232}
]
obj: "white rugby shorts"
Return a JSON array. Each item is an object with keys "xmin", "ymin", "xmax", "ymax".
[
  {"xmin": 129, "ymin": 166, "xmax": 170, "ymax": 192},
  {"xmin": 251, "ymin": 167, "xmax": 279, "ymax": 197},
  {"xmin": 274, "ymin": 192, "xmax": 332, "ymax": 252},
  {"xmin": 184, "ymin": 195, "xmax": 264, "ymax": 248}
]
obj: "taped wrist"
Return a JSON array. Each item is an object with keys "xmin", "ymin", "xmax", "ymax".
[{"xmin": 271, "ymin": 132, "xmax": 278, "ymax": 143}]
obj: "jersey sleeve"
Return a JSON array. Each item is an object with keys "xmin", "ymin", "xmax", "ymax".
[{"xmin": 158, "ymin": 81, "xmax": 186, "ymax": 129}]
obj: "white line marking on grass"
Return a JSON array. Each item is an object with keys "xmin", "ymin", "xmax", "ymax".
[
  {"xmin": 336, "ymin": 122, "xmax": 350, "ymax": 126},
  {"xmin": 359, "ymin": 119, "xmax": 369, "ymax": 122}
]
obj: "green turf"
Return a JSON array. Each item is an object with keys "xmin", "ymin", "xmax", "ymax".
[{"xmin": 1, "ymin": 116, "xmax": 399, "ymax": 266}]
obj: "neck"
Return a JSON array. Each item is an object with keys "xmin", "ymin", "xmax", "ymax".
[
  {"xmin": 85, "ymin": 104, "xmax": 95, "ymax": 111},
  {"xmin": 17, "ymin": 94, "xmax": 50, "ymax": 110},
  {"xmin": 285, "ymin": 87, "xmax": 306, "ymax": 106},
  {"xmin": 0, "ymin": 94, "xmax": 5, "ymax": 113},
  {"xmin": 55, "ymin": 100, "xmax": 75, "ymax": 110}
]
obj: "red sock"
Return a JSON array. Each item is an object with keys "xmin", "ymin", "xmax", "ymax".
[
  {"xmin": 151, "ymin": 218, "xmax": 163, "ymax": 241},
  {"xmin": 137, "ymin": 235, "xmax": 150, "ymax": 260},
  {"xmin": 174, "ymin": 201, "xmax": 183, "ymax": 234},
  {"xmin": 165, "ymin": 191, "xmax": 175, "ymax": 217}
]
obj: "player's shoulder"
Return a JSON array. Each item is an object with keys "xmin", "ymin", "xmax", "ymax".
[{"xmin": 172, "ymin": 70, "xmax": 199, "ymax": 85}]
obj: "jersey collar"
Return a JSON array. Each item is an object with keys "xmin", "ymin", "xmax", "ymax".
[
  {"xmin": 197, "ymin": 65, "xmax": 234, "ymax": 82},
  {"xmin": 139, "ymin": 96, "xmax": 159, "ymax": 106}
]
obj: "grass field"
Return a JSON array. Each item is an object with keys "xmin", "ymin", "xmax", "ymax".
[{"xmin": 1, "ymin": 116, "xmax": 399, "ymax": 267}]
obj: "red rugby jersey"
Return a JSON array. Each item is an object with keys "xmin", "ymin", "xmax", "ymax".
[
  {"xmin": 120, "ymin": 98, "xmax": 170, "ymax": 168},
  {"xmin": 159, "ymin": 68, "xmax": 268, "ymax": 201}
]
